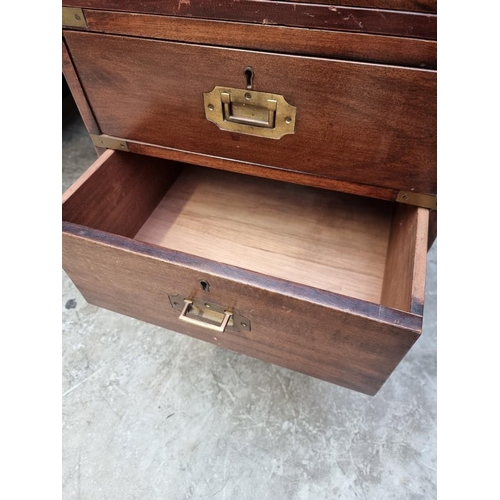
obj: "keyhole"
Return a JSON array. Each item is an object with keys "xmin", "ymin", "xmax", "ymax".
[
  {"xmin": 199, "ymin": 280, "xmax": 210, "ymax": 292},
  {"xmin": 243, "ymin": 67, "xmax": 254, "ymax": 90}
]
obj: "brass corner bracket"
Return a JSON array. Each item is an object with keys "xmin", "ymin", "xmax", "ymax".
[
  {"xmin": 90, "ymin": 134, "xmax": 130, "ymax": 152},
  {"xmin": 62, "ymin": 7, "xmax": 88, "ymax": 28},
  {"xmin": 396, "ymin": 191, "xmax": 437, "ymax": 210}
]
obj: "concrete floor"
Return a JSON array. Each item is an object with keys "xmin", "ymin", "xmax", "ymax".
[{"xmin": 62, "ymin": 99, "xmax": 437, "ymax": 500}]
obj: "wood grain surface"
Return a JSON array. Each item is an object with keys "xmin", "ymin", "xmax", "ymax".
[
  {"xmin": 409, "ymin": 207, "xmax": 429, "ymax": 314},
  {"xmin": 281, "ymin": 0, "xmax": 436, "ymax": 13},
  {"xmin": 135, "ymin": 166, "xmax": 394, "ymax": 303},
  {"xmin": 63, "ymin": 0, "xmax": 437, "ymax": 39},
  {"xmin": 63, "ymin": 222, "xmax": 422, "ymax": 396},
  {"xmin": 64, "ymin": 31, "xmax": 437, "ymax": 195},
  {"xmin": 63, "ymin": 150, "xmax": 182, "ymax": 237},
  {"xmin": 62, "ymin": 38, "xmax": 100, "ymax": 136},
  {"xmin": 428, "ymin": 209, "xmax": 437, "ymax": 250},
  {"xmin": 62, "ymin": 152, "xmax": 425, "ymax": 394},
  {"xmin": 380, "ymin": 204, "xmax": 429, "ymax": 314},
  {"xmin": 65, "ymin": 0, "xmax": 438, "ymax": 13},
  {"xmin": 83, "ymin": 11, "xmax": 437, "ymax": 69},
  {"xmin": 127, "ymin": 140, "xmax": 402, "ymax": 202},
  {"xmin": 62, "ymin": 1, "xmax": 435, "ymax": 395}
]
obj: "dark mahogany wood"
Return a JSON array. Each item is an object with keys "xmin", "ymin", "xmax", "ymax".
[
  {"xmin": 84, "ymin": 11, "xmax": 436, "ymax": 69},
  {"xmin": 127, "ymin": 139, "xmax": 401, "ymax": 202},
  {"xmin": 62, "ymin": 149, "xmax": 182, "ymax": 237},
  {"xmin": 428, "ymin": 209, "xmax": 437, "ymax": 250},
  {"xmin": 62, "ymin": 39, "xmax": 100, "ymax": 136},
  {"xmin": 63, "ymin": 224, "xmax": 422, "ymax": 396},
  {"xmin": 63, "ymin": 38, "xmax": 106, "ymax": 156},
  {"xmin": 64, "ymin": 31, "xmax": 436, "ymax": 195},
  {"xmin": 61, "ymin": 151, "xmax": 427, "ymax": 395},
  {"xmin": 63, "ymin": 0, "xmax": 437, "ymax": 39},
  {"xmin": 61, "ymin": 4, "xmax": 437, "ymax": 395}
]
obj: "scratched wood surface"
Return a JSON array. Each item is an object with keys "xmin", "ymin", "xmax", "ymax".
[
  {"xmin": 63, "ymin": 0, "xmax": 437, "ymax": 39},
  {"xmin": 282, "ymin": 0, "xmax": 437, "ymax": 12},
  {"xmin": 83, "ymin": 10, "xmax": 436, "ymax": 69}
]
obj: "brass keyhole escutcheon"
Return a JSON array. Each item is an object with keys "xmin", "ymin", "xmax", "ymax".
[{"xmin": 243, "ymin": 67, "xmax": 254, "ymax": 90}]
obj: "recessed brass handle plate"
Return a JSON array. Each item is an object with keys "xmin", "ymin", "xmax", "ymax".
[
  {"xmin": 203, "ymin": 86, "xmax": 296, "ymax": 139},
  {"xmin": 169, "ymin": 295, "xmax": 251, "ymax": 333},
  {"xmin": 179, "ymin": 300, "xmax": 232, "ymax": 332}
]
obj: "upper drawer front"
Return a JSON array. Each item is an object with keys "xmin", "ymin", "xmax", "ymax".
[{"xmin": 65, "ymin": 31, "xmax": 436, "ymax": 196}]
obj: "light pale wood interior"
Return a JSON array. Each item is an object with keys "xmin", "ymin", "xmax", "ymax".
[{"xmin": 135, "ymin": 166, "xmax": 395, "ymax": 304}]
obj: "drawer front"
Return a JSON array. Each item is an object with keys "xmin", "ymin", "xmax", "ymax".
[
  {"xmin": 64, "ymin": 31, "xmax": 436, "ymax": 196},
  {"xmin": 63, "ymin": 225, "xmax": 421, "ymax": 396}
]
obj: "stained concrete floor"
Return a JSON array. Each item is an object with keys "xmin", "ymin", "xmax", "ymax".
[{"xmin": 62, "ymin": 98, "xmax": 437, "ymax": 500}]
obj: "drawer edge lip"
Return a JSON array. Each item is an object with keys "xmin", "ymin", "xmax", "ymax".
[
  {"xmin": 62, "ymin": 221, "xmax": 423, "ymax": 333},
  {"xmin": 75, "ymin": 10, "xmax": 437, "ymax": 69},
  {"xmin": 65, "ymin": 29, "xmax": 437, "ymax": 73}
]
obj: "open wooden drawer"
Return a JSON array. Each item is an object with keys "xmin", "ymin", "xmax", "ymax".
[{"xmin": 62, "ymin": 150, "xmax": 429, "ymax": 396}]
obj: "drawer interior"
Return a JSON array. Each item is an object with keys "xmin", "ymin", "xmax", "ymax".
[{"xmin": 63, "ymin": 151, "xmax": 428, "ymax": 313}]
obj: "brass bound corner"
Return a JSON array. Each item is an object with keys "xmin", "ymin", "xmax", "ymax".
[{"xmin": 62, "ymin": 7, "xmax": 88, "ymax": 28}]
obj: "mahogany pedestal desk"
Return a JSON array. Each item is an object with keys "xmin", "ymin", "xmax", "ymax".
[{"xmin": 62, "ymin": 1, "xmax": 437, "ymax": 395}]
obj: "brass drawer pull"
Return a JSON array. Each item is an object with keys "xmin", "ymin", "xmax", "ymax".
[
  {"xmin": 169, "ymin": 295, "xmax": 251, "ymax": 332},
  {"xmin": 221, "ymin": 91, "xmax": 277, "ymax": 129},
  {"xmin": 178, "ymin": 299, "xmax": 233, "ymax": 333},
  {"xmin": 204, "ymin": 86, "xmax": 296, "ymax": 139}
]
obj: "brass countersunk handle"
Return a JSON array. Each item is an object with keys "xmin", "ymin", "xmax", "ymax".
[
  {"xmin": 221, "ymin": 91, "xmax": 277, "ymax": 128},
  {"xmin": 178, "ymin": 299, "xmax": 233, "ymax": 333},
  {"xmin": 169, "ymin": 295, "xmax": 251, "ymax": 333},
  {"xmin": 203, "ymin": 86, "xmax": 296, "ymax": 139}
]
